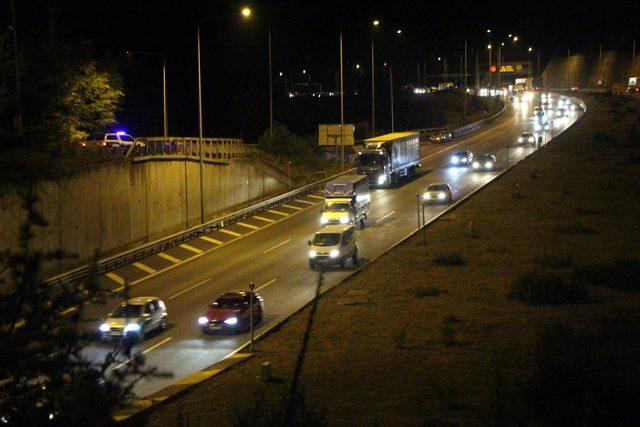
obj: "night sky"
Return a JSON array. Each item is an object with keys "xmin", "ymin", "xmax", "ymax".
[{"xmin": 3, "ymin": 0, "xmax": 639, "ymax": 140}]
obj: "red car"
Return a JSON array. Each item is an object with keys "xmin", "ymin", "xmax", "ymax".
[{"xmin": 198, "ymin": 291, "xmax": 264, "ymax": 334}]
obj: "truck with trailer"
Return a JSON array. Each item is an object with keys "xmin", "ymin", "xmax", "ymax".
[
  {"xmin": 320, "ymin": 175, "xmax": 370, "ymax": 228},
  {"xmin": 356, "ymin": 132, "xmax": 420, "ymax": 187}
]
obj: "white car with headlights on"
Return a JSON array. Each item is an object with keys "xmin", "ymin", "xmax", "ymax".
[
  {"xmin": 423, "ymin": 183, "xmax": 452, "ymax": 204},
  {"xmin": 99, "ymin": 297, "xmax": 167, "ymax": 341},
  {"xmin": 308, "ymin": 224, "xmax": 358, "ymax": 269},
  {"xmin": 472, "ymin": 154, "xmax": 497, "ymax": 171},
  {"xmin": 517, "ymin": 131, "xmax": 536, "ymax": 145},
  {"xmin": 450, "ymin": 150, "xmax": 473, "ymax": 166}
]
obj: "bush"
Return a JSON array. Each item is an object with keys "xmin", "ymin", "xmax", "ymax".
[
  {"xmin": 508, "ymin": 271, "xmax": 586, "ymax": 305},
  {"xmin": 432, "ymin": 252, "xmax": 465, "ymax": 266},
  {"xmin": 525, "ymin": 317, "xmax": 640, "ymax": 425},
  {"xmin": 557, "ymin": 223, "xmax": 596, "ymax": 235},
  {"xmin": 410, "ymin": 286, "xmax": 442, "ymax": 298},
  {"xmin": 257, "ymin": 122, "xmax": 316, "ymax": 165},
  {"xmin": 573, "ymin": 258, "xmax": 640, "ymax": 292},
  {"xmin": 535, "ymin": 252, "xmax": 573, "ymax": 269}
]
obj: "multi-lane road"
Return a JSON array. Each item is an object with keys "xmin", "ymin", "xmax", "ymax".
[{"xmin": 83, "ymin": 93, "xmax": 584, "ymax": 397}]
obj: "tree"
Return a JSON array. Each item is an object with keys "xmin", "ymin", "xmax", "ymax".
[{"xmin": 0, "ymin": 185, "xmax": 164, "ymax": 425}]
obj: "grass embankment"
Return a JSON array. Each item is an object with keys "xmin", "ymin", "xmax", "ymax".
[{"xmin": 147, "ymin": 93, "xmax": 640, "ymax": 425}]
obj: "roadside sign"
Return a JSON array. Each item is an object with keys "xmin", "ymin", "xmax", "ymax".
[{"xmin": 318, "ymin": 124, "xmax": 355, "ymax": 146}]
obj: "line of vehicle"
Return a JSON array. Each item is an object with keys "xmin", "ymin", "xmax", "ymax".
[
  {"xmin": 168, "ymin": 279, "xmax": 212, "ymax": 300},
  {"xmin": 262, "ymin": 239, "xmax": 291, "ymax": 254}
]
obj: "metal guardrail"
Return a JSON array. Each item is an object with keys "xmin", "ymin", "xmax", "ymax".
[
  {"xmin": 43, "ymin": 167, "xmax": 356, "ymax": 288},
  {"xmin": 45, "ymin": 105, "xmax": 508, "ymax": 289},
  {"xmin": 127, "ymin": 137, "xmax": 246, "ymax": 160}
]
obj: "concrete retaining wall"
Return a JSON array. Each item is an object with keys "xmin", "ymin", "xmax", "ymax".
[{"xmin": 0, "ymin": 159, "xmax": 287, "ymax": 276}]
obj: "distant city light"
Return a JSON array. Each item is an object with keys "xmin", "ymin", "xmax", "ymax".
[
  {"xmin": 279, "ymin": 71, "xmax": 283, "ymax": 76},
  {"xmin": 396, "ymin": 29, "xmax": 402, "ymax": 34},
  {"xmin": 486, "ymin": 29, "xmax": 491, "ymax": 33},
  {"xmin": 355, "ymin": 64, "xmax": 360, "ymax": 69},
  {"xmin": 302, "ymin": 69, "xmax": 306, "ymax": 74},
  {"xmin": 528, "ymin": 47, "xmax": 533, "ymax": 52},
  {"xmin": 373, "ymin": 20, "xmax": 380, "ymax": 26},
  {"xmin": 487, "ymin": 44, "xmax": 492, "ymax": 49},
  {"xmin": 241, "ymin": 7, "xmax": 252, "ymax": 17}
]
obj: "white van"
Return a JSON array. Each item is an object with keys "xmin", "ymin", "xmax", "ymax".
[{"xmin": 308, "ymin": 225, "xmax": 358, "ymax": 269}]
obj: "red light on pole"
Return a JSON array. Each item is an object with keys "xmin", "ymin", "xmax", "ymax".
[{"xmin": 490, "ymin": 65, "xmax": 497, "ymax": 73}]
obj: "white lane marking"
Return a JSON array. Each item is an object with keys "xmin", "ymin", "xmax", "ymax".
[
  {"xmin": 268, "ymin": 209, "xmax": 289, "ymax": 216},
  {"xmin": 158, "ymin": 252, "xmax": 181, "ymax": 263},
  {"xmin": 375, "ymin": 210, "xmax": 396, "ymax": 223},
  {"xmin": 282, "ymin": 204, "xmax": 303, "ymax": 211},
  {"xmin": 219, "ymin": 229, "xmax": 242, "ymax": 237},
  {"xmin": 306, "ymin": 194, "xmax": 324, "ymax": 200},
  {"xmin": 133, "ymin": 262, "xmax": 157, "ymax": 274},
  {"xmin": 295, "ymin": 199, "xmax": 315, "ymax": 205},
  {"xmin": 262, "ymin": 239, "xmax": 291, "ymax": 254},
  {"xmin": 255, "ymin": 278, "xmax": 277, "ymax": 292},
  {"xmin": 253, "ymin": 215, "xmax": 275, "ymax": 223},
  {"xmin": 113, "ymin": 337, "xmax": 172, "ymax": 370},
  {"xmin": 106, "ymin": 272, "xmax": 125, "ymax": 285},
  {"xmin": 180, "ymin": 243, "xmax": 203, "ymax": 254},
  {"xmin": 374, "ymin": 190, "xmax": 389, "ymax": 199},
  {"xmin": 200, "ymin": 235, "xmax": 223, "ymax": 245},
  {"xmin": 237, "ymin": 222, "xmax": 260, "ymax": 230},
  {"xmin": 168, "ymin": 278, "xmax": 211, "ymax": 300}
]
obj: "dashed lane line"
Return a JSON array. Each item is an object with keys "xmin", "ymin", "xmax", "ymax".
[
  {"xmin": 268, "ymin": 209, "xmax": 289, "ymax": 216},
  {"xmin": 262, "ymin": 239, "xmax": 291, "ymax": 254},
  {"xmin": 133, "ymin": 262, "xmax": 157, "ymax": 274},
  {"xmin": 158, "ymin": 252, "xmax": 181, "ymax": 263},
  {"xmin": 106, "ymin": 272, "xmax": 125, "ymax": 285},
  {"xmin": 113, "ymin": 337, "xmax": 173, "ymax": 370},
  {"xmin": 375, "ymin": 210, "xmax": 396, "ymax": 223},
  {"xmin": 306, "ymin": 194, "xmax": 324, "ymax": 200},
  {"xmin": 295, "ymin": 199, "xmax": 315, "ymax": 205},
  {"xmin": 200, "ymin": 236, "xmax": 223, "ymax": 245},
  {"xmin": 180, "ymin": 243, "xmax": 204, "ymax": 254},
  {"xmin": 236, "ymin": 222, "xmax": 260, "ymax": 230},
  {"xmin": 168, "ymin": 279, "xmax": 211, "ymax": 300},
  {"xmin": 281, "ymin": 204, "xmax": 303, "ymax": 211},
  {"xmin": 255, "ymin": 278, "xmax": 277, "ymax": 292},
  {"xmin": 252, "ymin": 215, "xmax": 275, "ymax": 223},
  {"xmin": 219, "ymin": 229, "xmax": 242, "ymax": 237}
]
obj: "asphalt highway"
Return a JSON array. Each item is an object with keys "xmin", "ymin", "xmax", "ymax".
[{"xmin": 82, "ymin": 93, "xmax": 584, "ymax": 397}]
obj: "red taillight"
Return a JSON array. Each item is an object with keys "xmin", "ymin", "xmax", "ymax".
[{"xmin": 81, "ymin": 142, "xmax": 86, "ymax": 147}]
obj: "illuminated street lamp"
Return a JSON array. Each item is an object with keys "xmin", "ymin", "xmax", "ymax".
[{"xmin": 196, "ymin": 6, "xmax": 252, "ymax": 224}]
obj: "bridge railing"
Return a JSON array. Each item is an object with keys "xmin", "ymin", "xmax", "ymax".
[{"xmin": 129, "ymin": 137, "xmax": 246, "ymax": 159}]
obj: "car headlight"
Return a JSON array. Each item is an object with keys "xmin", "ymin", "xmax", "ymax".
[
  {"xmin": 485, "ymin": 162, "xmax": 493, "ymax": 168},
  {"xmin": 529, "ymin": 137, "xmax": 535, "ymax": 142},
  {"xmin": 518, "ymin": 137, "xmax": 523, "ymax": 142},
  {"xmin": 99, "ymin": 323, "xmax": 110, "ymax": 332},
  {"xmin": 377, "ymin": 175, "xmax": 387, "ymax": 185},
  {"xmin": 534, "ymin": 124, "xmax": 541, "ymax": 131},
  {"xmin": 320, "ymin": 216, "xmax": 328, "ymax": 224},
  {"xmin": 198, "ymin": 316, "xmax": 209, "ymax": 325},
  {"xmin": 224, "ymin": 317, "xmax": 238, "ymax": 326},
  {"xmin": 423, "ymin": 193, "xmax": 431, "ymax": 200},
  {"xmin": 308, "ymin": 250, "xmax": 317, "ymax": 258},
  {"xmin": 451, "ymin": 157, "xmax": 459, "ymax": 164},
  {"xmin": 124, "ymin": 323, "xmax": 141, "ymax": 333},
  {"xmin": 472, "ymin": 162, "xmax": 480, "ymax": 168},
  {"xmin": 329, "ymin": 249, "xmax": 340, "ymax": 258},
  {"xmin": 438, "ymin": 192, "xmax": 446, "ymax": 200},
  {"xmin": 339, "ymin": 216, "xmax": 349, "ymax": 224}
]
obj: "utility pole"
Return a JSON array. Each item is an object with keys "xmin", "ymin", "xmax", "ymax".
[
  {"xmin": 488, "ymin": 46, "xmax": 492, "ymax": 88},
  {"xmin": 196, "ymin": 23, "xmax": 205, "ymax": 224},
  {"xmin": 633, "ymin": 40, "xmax": 636, "ymax": 68},
  {"xmin": 10, "ymin": 0, "xmax": 23, "ymax": 136},
  {"xmin": 599, "ymin": 43, "xmax": 602, "ymax": 66},
  {"xmin": 567, "ymin": 48, "xmax": 570, "ymax": 89},
  {"xmin": 475, "ymin": 50, "xmax": 479, "ymax": 91},
  {"xmin": 162, "ymin": 57, "xmax": 168, "ymax": 138},
  {"xmin": 464, "ymin": 38, "xmax": 468, "ymax": 119}
]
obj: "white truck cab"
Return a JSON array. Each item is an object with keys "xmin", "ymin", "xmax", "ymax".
[{"xmin": 320, "ymin": 175, "xmax": 370, "ymax": 228}]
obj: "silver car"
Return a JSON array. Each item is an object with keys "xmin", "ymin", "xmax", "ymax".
[
  {"xmin": 99, "ymin": 297, "xmax": 168, "ymax": 341},
  {"xmin": 423, "ymin": 183, "xmax": 453, "ymax": 204}
]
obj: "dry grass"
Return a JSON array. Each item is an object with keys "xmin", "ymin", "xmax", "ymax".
[{"xmin": 146, "ymin": 94, "xmax": 640, "ymax": 426}]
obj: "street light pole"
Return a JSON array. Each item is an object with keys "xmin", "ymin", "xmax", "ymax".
[
  {"xmin": 10, "ymin": 0, "xmax": 23, "ymax": 136},
  {"xmin": 464, "ymin": 38, "xmax": 468, "ymax": 119},
  {"xmin": 127, "ymin": 51, "xmax": 169, "ymax": 138},
  {"xmin": 488, "ymin": 45, "xmax": 492, "ymax": 88},
  {"xmin": 389, "ymin": 66, "xmax": 394, "ymax": 132},
  {"xmin": 339, "ymin": 29, "xmax": 345, "ymax": 172},
  {"xmin": 371, "ymin": 37, "xmax": 375, "ymax": 136},
  {"xmin": 197, "ymin": 22, "xmax": 205, "ymax": 224},
  {"xmin": 268, "ymin": 26, "xmax": 274, "ymax": 135}
]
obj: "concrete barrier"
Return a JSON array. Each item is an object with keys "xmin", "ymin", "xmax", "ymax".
[{"xmin": 0, "ymin": 158, "xmax": 287, "ymax": 277}]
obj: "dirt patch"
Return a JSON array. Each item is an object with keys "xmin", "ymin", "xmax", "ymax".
[{"xmin": 146, "ymin": 94, "xmax": 640, "ymax": 426}]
